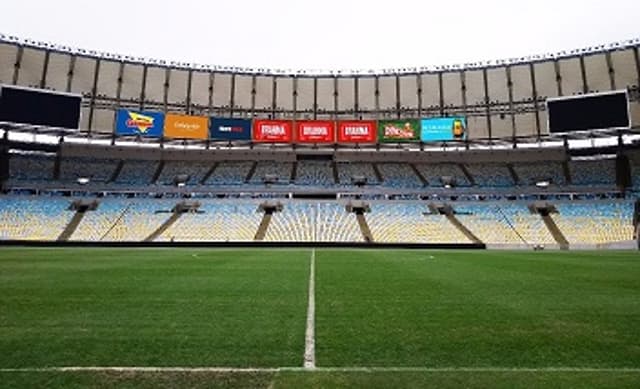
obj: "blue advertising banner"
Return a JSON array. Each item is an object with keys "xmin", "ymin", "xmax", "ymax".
[
  {"xmin": 210, "ymin": 117, "xmax": 252, "ymax": 140},
  {"xmin": 420, "ymin": 117, "xmax": 467, "ymax": 141},
  {"xmin": 115, "ymin": 109, "xmax": 164, "ymax": 137}
]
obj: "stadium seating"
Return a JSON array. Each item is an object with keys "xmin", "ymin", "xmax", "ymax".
[
  {"xmin": 0, "ymin": 196, "xmax": 74, "ymax": 240},
  {"xmin": 453, "ymin": 203, "xmax": 565, "ymax": 245},
  {"xmin": 9, "ymin": 153, "xmax": 55, "ymax": 182},
  {"xmin": 60, "ymin": 157, "xmax": 118, "ymax": 183},
  {"xmin": 205, "ymin": 161, "xmax": 254, "ymax": 185},
  {"xmin": 454, "ymin": 204, "xmax": 526, "ymax": 244},
  {"xmin": 465, "ymin": 163, "xmax": 514, "ymax": 187},
  {"xmin": 74, "ymin": 199, "xmax": 175, "ymax": 241},
  {"xmin": 377, "ymin": 163, "xmax": 423, "ymax": 188},
  {"xmin": 106, "ymin": 200, "xmax": 175, "ymax": 241},
  {"xmin": 0, "ymin": 194, "xmax": 635, "ymax": 246},
  {"xmin": 552, "ymin": 201, "xmax": 634, "ymax": 244},
  {"xmin": 155, "ymin": 161, "xmax": 213, "ymax": 186},
  {"xmin": 115, "ymin": 160, "xmax": 158, "ymax": 185},
  {"xmin": 7, "ymin": 155, "xmax": 633, "ymax": 191},
  {"xmin": 495, "ymin": 204, "xmax": 557, "ymax": 245},
  {"xmin": 68, "ymin": 198, "xmax": 132, "ymax": 241},
  {"xmin": 294, "ymin": 161, "xmax": 335, "ymax": 186},
  {"xmin": 513, "ymin": 162, "xmax": 566, "ymax": 185},
  {"xmin": 249, "ymin": 162, "xmax": 293, "ymax": 184},
  {"xmin": 569, "ymin": 159, "xmax": 616, "ymax": 186},
  {"xmin": 336, "ymin": 162, "xmax": 379, "ymax": 185},
  {"xmin": 158, "ymin": 202, "xmax": 262, "ymax": 241},
  {"xmin": 367, "ymin": 203, "xmax": 470, "ymax": 243},
  {"xmin": 264, "ymin": 202, "xmax": 363, "ymax": 242},
  {"xmin": 64, "ymin": 199, "xmax": 263, "ymax": 242},
  {"xmin": 415, "ymin": 163, "xmax": 471, "ymax": 187}
]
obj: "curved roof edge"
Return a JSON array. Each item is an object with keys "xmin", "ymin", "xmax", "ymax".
[{"xmin": 1, "ymin": 32, "xmax": 639, "ymax": 77}]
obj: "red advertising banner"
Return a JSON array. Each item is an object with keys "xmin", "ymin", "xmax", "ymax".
[
  {"xmin": 296, "ymin": 120, "xmax": 335, "ymax": 143},
  {"xmin": 253, "ymin": 120, "xmax": 293, "ymax": 142},
  {"xmin": 337, "ymin": 120, "xmax": 377, "ymax": 143}
]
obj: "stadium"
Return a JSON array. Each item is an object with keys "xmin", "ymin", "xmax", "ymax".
[{"xmin": 0, "ymin": 4, "xmax": 640, "ymax": 387}]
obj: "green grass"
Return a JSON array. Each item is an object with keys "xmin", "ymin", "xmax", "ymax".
[
  {"xmin": 0, "ymin": 248, "xmax": 309, "ymax": 368},
  {"xmin": 2, "ymin": 370, "xmax": 640, "ymax": 389},
  {"xmin": 1, "ymin": 248, "xmax": 639, "ymax": 388},
  {"xmin": 316, "ymin": 250, "xmax": 640, "ymax": 367}
]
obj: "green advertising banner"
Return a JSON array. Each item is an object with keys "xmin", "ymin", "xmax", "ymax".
[{"xmin": 377, "ymin": 119, "xmax": 420, "ymax": 142}]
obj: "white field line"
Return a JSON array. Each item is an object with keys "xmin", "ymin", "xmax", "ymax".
[
  {"xmin": 282, "ymin": 366, "xmax": 640, "ymax": 373},
  {"xmin": 1, "ymin": 367, "xmax": 639, "ymax": 373},
  {"xmin": 303, "ymin": 248, "xmax": 316, "ymax": 369},
  {"xmin": 0, "ymin": 367, "xmax": 278, "ymax": 373}
]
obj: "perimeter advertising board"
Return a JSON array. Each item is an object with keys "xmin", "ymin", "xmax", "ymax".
[
  {"xmin": 378, "ymin": 119, "xmax": 420, "ymax": 142},
  {"xmin": 164, "ymin": 114, "xmax": 209, "ymax": 139},
  {"xmin": 210, "ymin": 117, "xmax": 252, "ymax": 140},
  {"xmin": 296, "ymin": 120, "xmax": 335, "ymax": 143},
  {"xmin": 337, "ymin": 120, "xmax": 377, "ymax": 143},
  {"xmin": 253, "ymin": 120, "xmax": 293, "ymax": 142},
  {"xmin": 420, "ymin": 117, "xmax": 467, "ymax": 141},
  {"xmin": 115, "ymin": 109, "xmax": 164, "ymax": 137}
]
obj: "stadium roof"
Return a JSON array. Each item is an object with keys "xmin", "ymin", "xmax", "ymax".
[{"xmin": 2, "ymin": 0, "xmax": 640, "ymax": 75}]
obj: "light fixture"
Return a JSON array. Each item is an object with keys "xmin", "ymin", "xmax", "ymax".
[
  {"xmin": 77, "ymin": 177, "xmax": 90, "ymax": 185},
  {"xmin": 536, "ymin": 180, "xmax": 550, "ymax": 188},
  {"xmin": 441, "ymin": 176, "xmax": 456, "ymax": 189},
  {"xmin": 174, "ymin": 174, "xmax": 189, "ymax": 187}
]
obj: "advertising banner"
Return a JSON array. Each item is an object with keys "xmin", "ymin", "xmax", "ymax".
[
  {"xmin": 378, "ymin": 119, "xmax": 420, "ymax": 142},
  {"xmin": 296, "ymin": 120, "xmax": 335, "ymax": 143},
  {"xmin": 420, "ymin": 117, "xmax": 467, "ymax": 141},
  {"xmin": 253, "ymin": 119, "xmax": 293, "ymax": 142},
  {"xmin": 337, "ymin": 120, "xmax": 377, "ymax": 143},
  {"xmin": 115, "ymin": 109, "xmax": 164, "ymax": 137},
  {"xmin": 210, "ymin": 117, "xmax": 252, "ymax": 140},
  {"xmin": 164, "ymin": 114, "xmax": 209, "ymax": 139}
]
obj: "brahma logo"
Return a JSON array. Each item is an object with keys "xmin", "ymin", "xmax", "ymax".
[
  {"xmin": 262, "ymin": 125, "xmax": 286, "ymax": 135},
  {"xmin": 296, "ymin": 121, "xmax": 335, "ymax": 143},
  {"xmin": 253, "ymin": 120, "xmax": 292, "ymax": 142},
  {"xmin": 302, "ymin": 125, "xmax": 328, "ymax": 136},
  {"xmin": 344, "ymin": 126, "xmax": 370, "ymax": 135},
  {"xmin": 338, "ymin": 121, "xmax": 376, "ymax": 143},
  {"xmin": 125, "ymin": 112, "xmax": 154, "ymax": 133}
]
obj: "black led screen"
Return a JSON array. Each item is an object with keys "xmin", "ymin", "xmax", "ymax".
[
  {"xmin": 0, "ymin": 86, "xmax": 81, "ymax": 129},
  {"xmin": 547, "ymin": 91, "xmax": 629, "ymax": 133}
]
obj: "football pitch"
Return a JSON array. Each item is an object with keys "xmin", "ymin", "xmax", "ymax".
[{"xmin": 0, "ymin": 247, "xmax": 639, "ymax": 388}]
